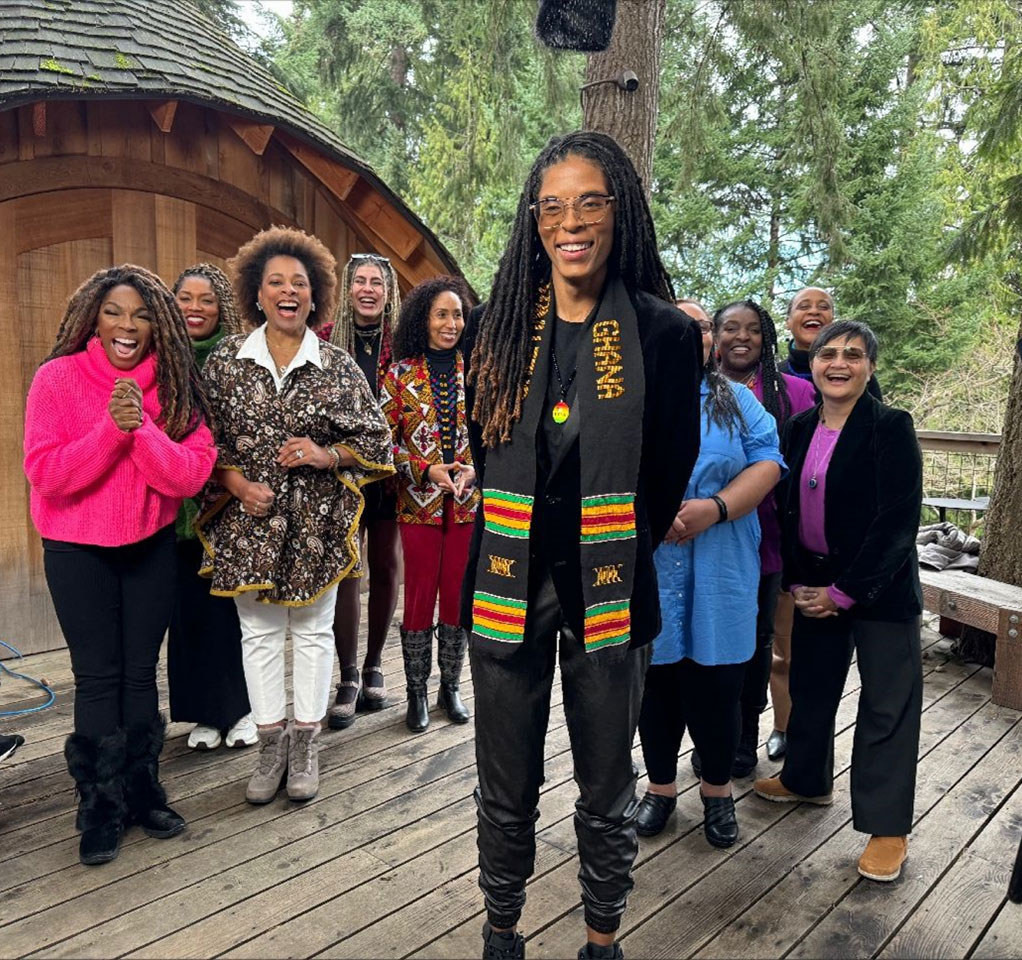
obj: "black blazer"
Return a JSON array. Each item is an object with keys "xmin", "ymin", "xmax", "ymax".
[
  {"xmin": 778, "ymin": 391, "xmax": 922, "ymax": 621},
  {"xmin": 460, "ymin": 288, "xmax": 703, "ymax": 649}
]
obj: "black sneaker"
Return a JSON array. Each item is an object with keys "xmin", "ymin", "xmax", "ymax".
[
  {"xmin": 0, "ymin": 733, "xmax": 24, "ymax": 764},
  {"xmin": 482, "ymin": 921, "xmax": 525, "ymax": 959}
]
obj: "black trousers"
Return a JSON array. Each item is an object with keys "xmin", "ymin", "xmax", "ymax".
[
  {"xmin": 638, "ymin": 657, "xmax": 747, "ymax": 787},
  {"xmin": 781, "ymin": 610, "xmax": 923, "ymax": 835},
  {"xmin": 44, "ymin": 525, "xmax": 176, "ymax": 739},
  {"xmin": 168, "ymin": 538, "xmax": 250, "ymax": 729},
  {"xmin": 471, "ymin": 569, "xmax": 650, "ymax": 935},
  {"xmin": 739, "ymin": 571, "xmax": 783, "ymax": 720}
]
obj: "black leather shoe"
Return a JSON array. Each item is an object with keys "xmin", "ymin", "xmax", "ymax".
[
  {"xmin": 691, "ymin": 749, "xmax": 702, "ymax": 778},
  {"xmin": 731, "ymin": 732, "xmax": 759, "ymax": 779},
  {"xmin": 438, "ymin": 683, "xmax": 470, "ymax": 724},
  {"xmin": 482, "ymin": 921, "xmax": 525, "ymax": 959},
  {"xmin": 702, "ymin": 793, "xmax": 739, "ymax": 848},
  {"xmin": 578, "ymin": 941, "xmax": 623, "ymax": 959},
  {"xmin": 635, "ymin": 791, "xmax": 676, "ymax": 837},
  {"xmin": 766, "ymin": 729, "xmax": 787, "ymax": 761},
  {"xmin": 406, "ymin": 689, "xmax": 429, "ymax": 732}
]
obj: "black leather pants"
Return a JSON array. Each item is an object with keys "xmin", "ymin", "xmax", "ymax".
[{"xmin": 470, "ymin": 569, "xmax": 650, "ymax": 934}]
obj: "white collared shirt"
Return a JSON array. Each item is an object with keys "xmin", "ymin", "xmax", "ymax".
[{"xmin": 235, "ymin": 323, "xmax": 324, "ymax": 392}]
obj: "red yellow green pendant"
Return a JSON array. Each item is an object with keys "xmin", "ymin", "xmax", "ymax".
[{"xmin": 552, "ymin": 401, "xmax": 570, "ymax": 424}]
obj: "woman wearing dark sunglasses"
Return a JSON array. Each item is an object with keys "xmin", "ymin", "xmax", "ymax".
[{"xmin": 754, "ymin": 320, "xmax": 923, "ymax": 885}]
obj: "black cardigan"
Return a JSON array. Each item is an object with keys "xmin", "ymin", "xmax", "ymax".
[
  {"xmin": 778, "ymin": 391, "xmax": 922, "ymax": 621},
  {"xmin": 460, "ymin": 288, "xmax": 703, "ymax": 649}
]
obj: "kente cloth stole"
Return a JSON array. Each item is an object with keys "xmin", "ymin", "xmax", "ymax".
[{"xmin": 471, "ymin": 275, "xmax": 645, "ymax": 661}]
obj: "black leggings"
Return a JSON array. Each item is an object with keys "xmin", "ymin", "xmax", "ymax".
[
  {"xmin": 639, "ymin": 658, "xmax": 747, "ymax": 787},
  {"xmin": 44, "ymin": 525, "xmax": 176, "ymax": 738}
]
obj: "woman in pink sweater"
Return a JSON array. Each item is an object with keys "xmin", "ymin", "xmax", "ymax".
[{"xmin": 23, "ymin": 264, "xmax": 217, "ymax": 867}]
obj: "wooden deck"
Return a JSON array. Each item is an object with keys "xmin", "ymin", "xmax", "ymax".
[{"xmin": 2, "ymin": 617, "xmax": 1022, "ymax": 959}]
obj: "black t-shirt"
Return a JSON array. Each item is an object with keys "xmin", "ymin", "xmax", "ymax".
[
  {"xmin": 538, "ymin": 317, "xmax": 584, "ymax": 483},
  {"xmin": 353, "ymin": 324, "xmax": 383, "ymax": 396}
]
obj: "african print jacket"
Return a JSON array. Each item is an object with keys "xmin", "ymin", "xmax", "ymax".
[
  {"xmin": 380, "ymin": 352, "xmax": 479, "ymax": 525},
  {"xmin": 197, "ymin": 330, "xmax": 394, "ymax": 606}
]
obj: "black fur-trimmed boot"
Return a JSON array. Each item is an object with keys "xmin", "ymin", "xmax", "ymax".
[
  {"xmin": 436, "ymin": 622, "xmax": 470, "ymax": 724},
  {"xmin": 402, "ymin": 626, "xmax": 433, "ymax": 732},
  {"xmin": 124, "ymin": 714, "xmax": 185, "ymax": 839},
  {"xmin": 64, "ymin": 728, "xmax": 128, "ymax": 866}
]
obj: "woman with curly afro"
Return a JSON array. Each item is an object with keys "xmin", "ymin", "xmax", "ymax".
[
  {"xmin": 196, "ymin": 227, "xmax": 394, "ymax": 805},
  {"xmin": 381, "ymin": 275, "xmax": 479, "ymax": 732}
]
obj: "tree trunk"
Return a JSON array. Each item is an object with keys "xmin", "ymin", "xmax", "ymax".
[
  {"xmin": 582, "ymin": 0, "xmax": 665, "ymax": 194},
  {"xmin": 959, "ymin": 314, "xmax": 1022, "ymax": 664}
]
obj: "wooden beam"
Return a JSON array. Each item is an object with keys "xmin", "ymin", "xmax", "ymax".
[
  {"xmin": 0, "ymin": 155, "xmax": 290, "ymax": 241},
  {"xmin": 916, "ymin": 430, "xmax": 1002, "ymax": 455},
  {"xmin": 226, "ymin": 117, "xmax": 275, "ymax": 156},
  {"xmin": 32, "ymin": 101, "xmax": 45, "ymax": 137},
  {"xmin": 147, "ymin": 99, "xmax": 178, "ymax": 134},
  {"xmin": 277, "ymin": 132, "xmax": 359, "ymax": 201},
  {"xmin": 343, "ymin": 178, "xmax": 423, "ymax": 261}
]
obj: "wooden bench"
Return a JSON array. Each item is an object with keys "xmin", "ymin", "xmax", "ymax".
[{"xmin": 919, "ymin": 567, "xmax": 1022, "ymax": 710}]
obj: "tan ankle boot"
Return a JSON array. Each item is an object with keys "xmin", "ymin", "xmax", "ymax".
[
  {"xmin": 245, "ymin": 724, "xmax": 290, "ymax": 805},
  {"xmin": 857, "ymin": 835, "xmax": 908, "ymax": 881},
  {"xmin": 286, "ymin": 724, "xmax": 320, "ymax": 801}
]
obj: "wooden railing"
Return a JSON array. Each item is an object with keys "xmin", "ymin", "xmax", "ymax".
[{"xmin": 916, "ymin": 431, "xmax": 1002, "ymax": 455}]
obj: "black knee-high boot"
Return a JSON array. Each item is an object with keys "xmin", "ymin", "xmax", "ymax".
[
  {"xmin": 402, "ymin": 626, "xmax": 433, "ymax": 732},
  {"xmin": 124, "ymin": 714, "xmax": 185, "ymax": 839},
  {"xmin": 436, "ymin": 622, "xmax": 470, "ymax": 723},
  {"xmin": 64, "ymin": 729, "xmax": 128, "ymax": 865}
]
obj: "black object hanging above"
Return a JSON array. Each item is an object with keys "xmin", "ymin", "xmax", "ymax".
[{"xmin": 535, "ymin": 0, "xmax": 618, "ymax": 52}]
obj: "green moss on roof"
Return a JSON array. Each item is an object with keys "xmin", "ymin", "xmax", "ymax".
[{"xmin": 39, "ymin": 57, "xmax": 75, "ymax": 75}]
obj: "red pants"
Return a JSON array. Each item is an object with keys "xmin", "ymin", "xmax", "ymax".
[{"xmin": 399, "ymin": 498, "xmax": 474, "ymax": 631}]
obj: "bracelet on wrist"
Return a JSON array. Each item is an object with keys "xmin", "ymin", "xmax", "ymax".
[
  {"xmin": 327, "ymin": 445, "xmax": 341, "ymax": 470},
  {"xmin": 710, "ymin": 494, "xmax": 729, "ymax": 524}
]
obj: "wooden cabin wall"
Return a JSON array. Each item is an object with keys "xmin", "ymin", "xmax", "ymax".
[{"xmin": 0, "ymin": 98, "xmax": 426, "ymax": 656}]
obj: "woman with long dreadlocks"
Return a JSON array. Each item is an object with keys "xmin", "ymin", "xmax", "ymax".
[
  {"xmin": 462, "ymin": 131, "xmax": 703, "ymax": 960},
  {"xmin": 323, "ymin": 254, "xmax": 403, "ymax": 729},
  {"xmin": 24, "ymin": 265, "xmax": 217, "ymax": 865},
  {"xmin": 167, "ymin": 263, "xmax": 256, "ymax": 752},
  {"xmin": 381, "ymin": 275, "xmax": 479, "ymax": 733},
  {"xmin": 632, "ymin": 300, "xmax": 785, "ymax": 848},
  {"xmin": 704, "ymin": 299, "xmax": 815, "ymax": 773},
  {"xmin": 197, "ymin": 227, "xmax": 393, "ymax": 806}
]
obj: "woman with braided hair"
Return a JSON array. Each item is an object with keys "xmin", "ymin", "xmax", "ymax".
[
  {"xmin": 24, "ymin": 264, "xmax": 217, "ymax": 865},
  {"xmin": 709, "ymin": 299, "xmax": 815, "ymax": 772},
  {"xmin": 197, "ymin": 227, "xmax": 394, "ymax": 806},
  {"xmin": 634, "ymin": 300, "xmax": 784, "ymax": 848},
  {"xmin": 462, "ymin": 131, "xmax": 702, "ymax": 960},
  {"xmin": 322, "ymin": 254, "xmax": 403, "ymax": 729},
  {"xmin": 168, "ymin": 263, "xmax": 256, "ymax": 752},
  {"xmin": 381, "ymin": 275, "xmax": 478, "ymax": 733}
]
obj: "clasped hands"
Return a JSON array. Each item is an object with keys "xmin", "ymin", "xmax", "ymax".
[
  {"xmin": 663, "ymin": 498, "xmax": 719, "ymax": 545},
  {"xmin": 427, "ymin": 462, "xmax": 475, "ymax": 498},
  {"xmin": 792, "ymin": 586, "xmax": 840, "ymax": 618},
  {"xmin": 108, "ymin": 378, "xmax": 143, "ymax": 432},
  {"xmin": 235, "ymin": 437, "xmax": 341, "ymax": 519}
]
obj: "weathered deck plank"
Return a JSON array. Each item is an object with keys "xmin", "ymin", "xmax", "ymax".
[{"xmin": 1, "ymin": 623, "xmax": 1021, "ymax": 960}]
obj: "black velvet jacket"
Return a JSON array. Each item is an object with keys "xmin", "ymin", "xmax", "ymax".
[
  {"xmin": 778, "ymin": 391, "xmax": 923, "ymax": 621},
  {"xmin": 460, "ymin": 288, "xmax": 703, "ymax": 649}
]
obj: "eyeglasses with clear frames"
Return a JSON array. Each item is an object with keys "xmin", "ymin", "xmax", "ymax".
[
  {"xmin": 529, "ymin": 194, "xmax": 617, "ymax": 230},
  {"xmin": 816, "ymin": 346, "xmax": 867, "ymax": 363}
]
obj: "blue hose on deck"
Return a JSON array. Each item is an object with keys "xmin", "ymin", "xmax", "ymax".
[{"xmin": 0, "ymin": 640, "xmax": 56, "ymax": 717}]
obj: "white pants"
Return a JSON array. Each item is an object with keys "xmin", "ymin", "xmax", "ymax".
[{"xmin": 235, "ymin": 586, "xmax": 338, "ymax": 725}]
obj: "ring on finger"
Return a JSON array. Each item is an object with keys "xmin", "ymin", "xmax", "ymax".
[{"xmin": 295, "ymin": 449, "xmax": 304, "ymax": 459}]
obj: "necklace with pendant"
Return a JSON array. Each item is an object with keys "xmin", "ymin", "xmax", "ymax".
[
  {"xmin": 355, "ymin": 324, "xmax": 382, "ymax": 355},
  {"xmin": 550, "ymin": 345, "xmax": 577, "ymax": 424},
  {"xmin": 808, "ymin": 421, "xmax": 841, "ymax": 489}
]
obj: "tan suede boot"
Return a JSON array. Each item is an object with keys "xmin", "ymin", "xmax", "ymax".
[
  {"xmin": 245, "ymin": 724, "xmax": 290, "ymax": 805},
  {"xmin": 857, "ymin": 835, "xmax": 908, "ymax": 881}
]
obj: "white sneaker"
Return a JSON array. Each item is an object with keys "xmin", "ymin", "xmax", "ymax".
[
  {"xmin": 187, "ymin": 724, "xmax": 222, "ymax": 750},
  {"xmin": 225, "ymin": 714, "xmax": 259, "ymax": 748}
]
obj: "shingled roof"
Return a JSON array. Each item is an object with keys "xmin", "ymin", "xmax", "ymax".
[{"xmin": 0, "ymin": 0, "xmax": 459, "ymax": 272}]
